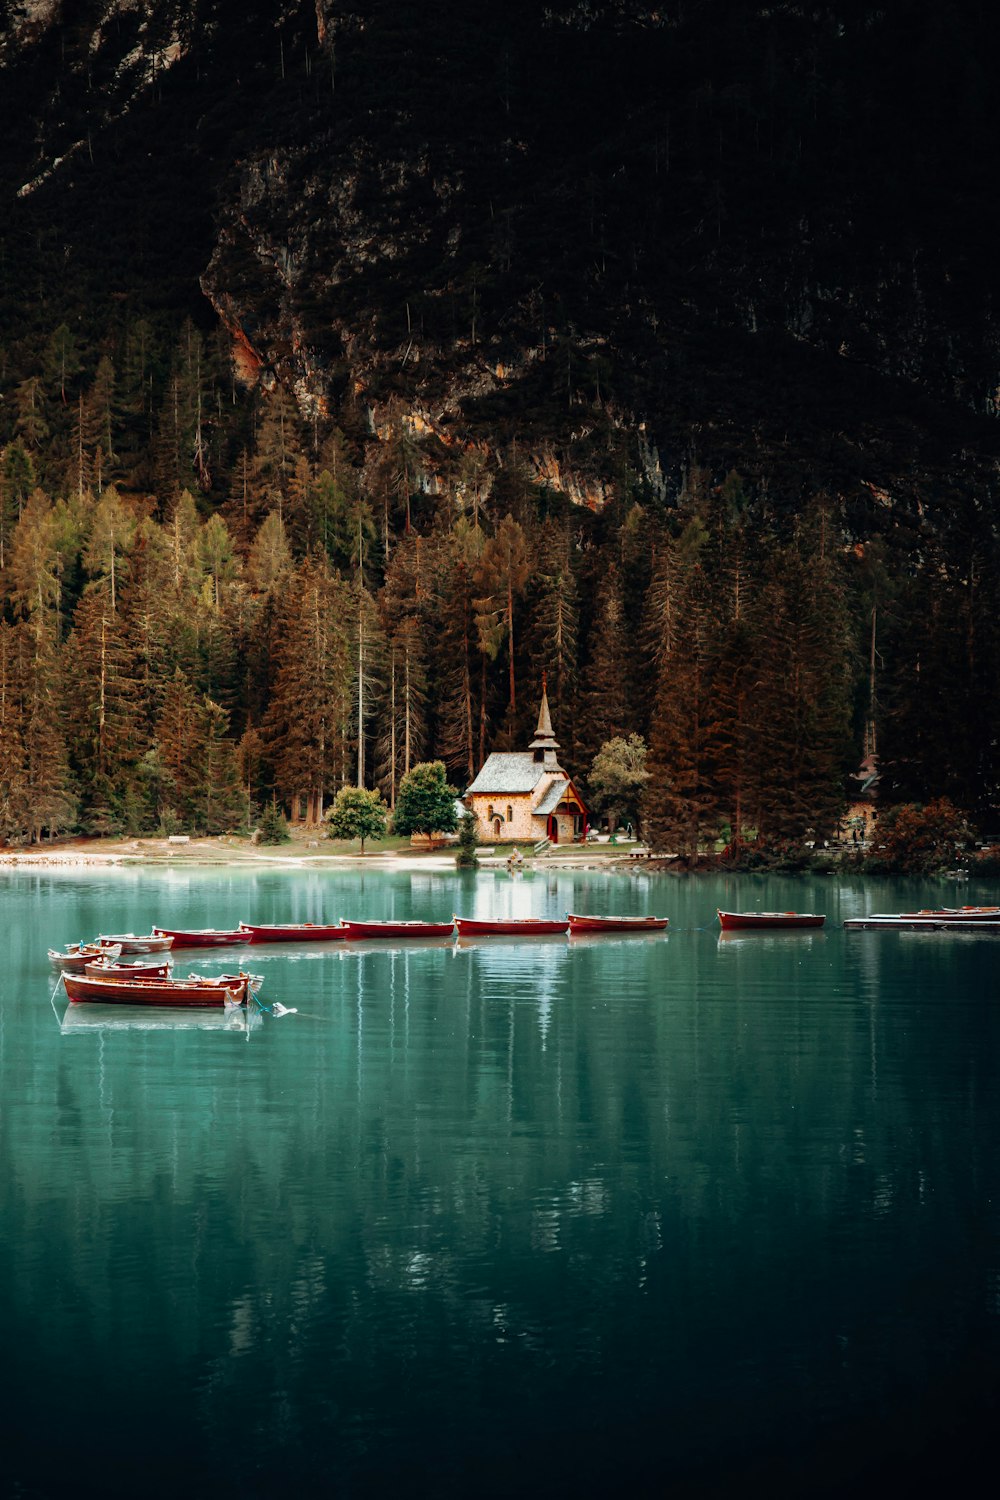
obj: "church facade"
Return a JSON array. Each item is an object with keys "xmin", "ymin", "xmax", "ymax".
[{"xmin": 464, "ymin": 687, "xmax": 587, "ymax": 845}]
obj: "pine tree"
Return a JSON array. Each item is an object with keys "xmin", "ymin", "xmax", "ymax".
[
  {"xmin": 7, "ymin": 488, "xmax": 62, "ymax": 624},
  {"xmin": 83, "ymin": 486, "xmax": 136, "ymax": 612},
  {"xmin": 433, "ymin": 518, "xmax": 486, "ymax": 783},
  {"xmin": 22, "ymin": 624, "xmax": 75, "ymax": 842},
  {"xmin": 523, "ymin": 518, "xmax": 579, "ymax": 728},
  {"xmin": 643, "ymin": 564, "xmax": 722, "ymax": 858},
  {"xmin": 478, "ymin": 513, "xmax": 530, "ymax": 728},
  {"xmin": 578, "ymin": 561, "xmax": 633, "ymax": 767},
  {"xmin": 752, "ymin": 515, "xmax": 854, "ymax": 844},
  {"xmin": 196, "ymin": 697, "xmax": 243, "ymax": 833},
  {"xmin": 0, "ymin": 442, "xmax": 36, "ymax": 568},
  {"xmin": 0, "ymin": 622, "xmax": 29, "ymax": 842},
  {"xmin": 154, "ymin": 669, "xmax": 205, "ymax": 828},
  {"xmin": 66, "ymin": 592, "xmax": 142, "ymax": 829},
  {"xmin": 263, "ymin": 555, "xmax": 353, "ymax": 823}
]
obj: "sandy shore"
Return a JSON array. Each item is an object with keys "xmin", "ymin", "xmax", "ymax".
[{"xmin": 0, "ymin": 834, "xmax": 643, "ymax": 873}]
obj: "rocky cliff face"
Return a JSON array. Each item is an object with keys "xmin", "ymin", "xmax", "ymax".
[{"xmin": 3, "ymin": 0, "xmax": 999, "ymax": 521}]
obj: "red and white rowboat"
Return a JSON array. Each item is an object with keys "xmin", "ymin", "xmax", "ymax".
[
  {"xmin": 567, "ymin": 914, "xmax": 669, "ymax": 934},
  {"xmin": 898, "ymin": 906, "xmax": 1000, "ymax": 922},
  {"xmin": 84, "ymin": 957, "xmax": 173, "ymax": 979},
  {"xmin": 341, "ymin": 919, "xmax": 455, "ymax": 939},
  {"xmin": 63, "ymin": 971, "xmax": 261, "ymax": 1007},
  {"xmin": 48, "ymin": 943, "xmax": 122, "ymax": 971},
  {"xmin": 96, "ymin": 932, "xmax": 175, "ymax": 954},
  {"xmin": 454, "ymin": 916, "xmax": 569, "ymax": 936},
  {"xmin": 152, "ymin": 926, "xmax": 247, "ymax": 947},
  {"xmin": 239, "ymin": 921, "xmax": 348, "ymax": 943},
  {"xmin": 718, "ymin": 910, "xmax": 825, "ymax": 930}
]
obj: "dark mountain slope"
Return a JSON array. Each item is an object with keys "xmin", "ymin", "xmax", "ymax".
[{"xmin": 3, "ymin": 0, "xmax": 999, "ymax": 525}]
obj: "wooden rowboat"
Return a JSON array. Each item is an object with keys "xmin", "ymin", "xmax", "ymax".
[
  {"xmin": 340, "ymin": 919, "xmax": 456, "ymax": 939},
  {"xmin": 152, "ymin": 926, "xmax": 247, "ymax": 947},
  {"xmin": 84, "ymin": 957, "xmax": 173, "ymax": 979},
  {"xmin": 96, "ymin": 932, "xmax": 175, "ymax": 954},
  {"xmin": 48, "ymin": 942, "xmax": 121, "ymax": 971},
  {"xmin": 454, "ymin": 916, "xmax": 569, "ymax": 936},
  {"xmin": 238, "ymin": 921, "xmax": 348, "ymax": 943},
  {"xmin": 718, "ymin": 910, "xmax": 825, "ymax": 930},
  {"xmin": 898, "ymin": 906, "xmax": 1000, "ymax": 921},
  {"xmin": 567, "ymin": 914, "xmax": 669, "ymax": 934},
  {"xmin": 63, "ymin": 971, "xmax": 261, "ymax": 1007}
]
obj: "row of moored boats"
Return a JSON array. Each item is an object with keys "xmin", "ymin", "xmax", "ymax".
[{"xmin": 48, "ymin": 905, "xmax": 1000, "ymax": 1008}]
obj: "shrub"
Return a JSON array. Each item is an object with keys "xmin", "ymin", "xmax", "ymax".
[
  {"xmin": 455, "ymin": 811, "xmax": 479, "ymax": 868},
  {"xmin": 258, "ymin": 803, "xmax": 291, "ymax": 845},
  {"xmin": 863, "ymin": 799, "xmax": 972, "ymax": 875}
]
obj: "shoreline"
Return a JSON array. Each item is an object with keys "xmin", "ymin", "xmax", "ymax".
[{"xmin": 0, "ymin": 835, "xmax": 643, "ymax": 874}]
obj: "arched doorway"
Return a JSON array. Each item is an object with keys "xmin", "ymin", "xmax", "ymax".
[
  {"xmin": 493, "ymin": 817, "xmax": 503, "ymax": 839},
  {"xmin": 547, "ymin": 814, "xmax": 559, "ymax": 844}
]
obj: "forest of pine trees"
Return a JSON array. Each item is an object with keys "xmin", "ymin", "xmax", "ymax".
[{"xmin": 0, "ymin": 313, "xmax": 998, "ymax": 847}]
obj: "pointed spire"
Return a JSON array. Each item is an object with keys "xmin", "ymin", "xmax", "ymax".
[{"xmin": 529, "ymin": 673, "xmax": 560, "ymax": 756}]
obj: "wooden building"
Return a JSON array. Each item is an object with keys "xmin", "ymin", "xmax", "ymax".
[{"xmin": 464, "ymin": 687, "xmax": 587, "ymax": 844}]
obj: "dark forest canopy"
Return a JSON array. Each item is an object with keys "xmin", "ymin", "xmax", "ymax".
[{"xmin": 0, "ymin": 1, "xmax": 997, "ymax": 843}]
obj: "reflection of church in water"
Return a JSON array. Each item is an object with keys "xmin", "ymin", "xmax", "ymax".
[{"xmin": 463, "ymin": 684, "xmax": 588, "ymax": 844}]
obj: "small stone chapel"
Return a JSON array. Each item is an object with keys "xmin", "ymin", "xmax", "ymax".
[{"xmin": 464, "ymin": 683, "xmax": 588, "ymax": 844}]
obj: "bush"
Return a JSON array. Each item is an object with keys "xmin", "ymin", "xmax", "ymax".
[{"xmin": 863, "ymin": 799, "xmax": 972, "ymax": 875}]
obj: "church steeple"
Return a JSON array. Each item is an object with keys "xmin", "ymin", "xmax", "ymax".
[{"xmin": 529, "ymin": 673, "xmax": 561, "ymax": 764}]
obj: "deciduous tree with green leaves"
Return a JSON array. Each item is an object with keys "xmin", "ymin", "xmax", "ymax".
[
  {"xmin": 588, "ymin": 734, "xmax": 649, "ymax": 836},
  {"xmin": 392, "ymin": 760, "xmax": 459, "ymax": 837},
  {"xmin": 326, "ymin": 785, "xmax": 388, "ymax": 852}
]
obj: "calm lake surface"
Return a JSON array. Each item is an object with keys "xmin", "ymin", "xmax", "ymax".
[{"xmin": 2, "ymin": 866, "xmax": 998, "ymax": 1497}]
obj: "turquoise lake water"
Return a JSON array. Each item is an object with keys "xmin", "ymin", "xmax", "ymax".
[{"xmin": 1, "ymin": 866, "xmax": 998, "ymax": 1497}]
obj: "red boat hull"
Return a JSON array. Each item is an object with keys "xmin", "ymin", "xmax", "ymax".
[
  {"xmin": 63, "ymin": 973, "xmax": 252, "ymax": 1007},
  {"xmin": 153, "ymin": 927, "xmax": 247, "ymax": 946},
  {"xmin": 239, "ymin": 922, "xmax": 348, "ymax": 943},
  {"xmin": 567, "ymin": 914, "xmax": 669, "ymax": 933},
  {"xmin": 341, "ymin": 920, "xmax": 455, "ymax": 939},
  {"xmin": 718, "ymin": 910, "xmax": 825, "ymax": 930},
  {"xmin": 455, "ymin": 917, "xmax": 569, "ymax": 936}
]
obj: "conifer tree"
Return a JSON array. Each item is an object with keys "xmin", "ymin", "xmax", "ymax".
[
  {"xmin": 7, "ymin": 489, "xmax": 62, "ymax": 624},
  {"xmin": 66, "ymin": 592, "xmax": 142, "ymax": 830},
  {"xmin": 0, "ymin": 442, "xmax": 36, "ymax": 568},
  {"xmin": 253, "ymin": 386, "xmax": 303, "ymax": 520},
  {"xmin": 578, "ymin": 560, "xmax": 633, "ymax": 767},
  {"xmin": 523, "ymin": 518, "xmax": 579, "ymax": 726},
  {"xmin": 83, "ymin": 486, "xmax": 136, "ymax": 612},
  {"xmin": 263, "ymin": 555, "xmax": 352, "ymax": 823},
  {"xmin": 246, "ymin": 510, "xmax": 293, "ymax": 594},
  {"xmin": 0, "ymin": 622, "xmax": 29, "ymax": 842},
  {"xmin": 433, "ymin": 518, "xmax": 486, "ymax": 783},
  {"xmin": 196, "ymin": 697, "xmax": 243, "ymax": 833},
  {"xmin": 478, "ymin": 514, "xmax": 530, "ymax": 727},
  {"xmin": 154, "ymin": 669, "xmax": 204, "ymax": 828},
  {"xmin": 119, "ymin": 519, "xmax": 184, "ymax": 742},
  {"xmin": 22, "ymin": 623, "xmax": 76, "ymax": 842},
  {"xmin": 643, "ymin": 564, "xmax": 722, "ymax": 858},
  {"xmin": 751, "ymin": 515, "xmax": 854, "ymax": 843}
]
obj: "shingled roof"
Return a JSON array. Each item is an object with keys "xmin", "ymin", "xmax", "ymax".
[
  {"xmin": 533, "ymin": 778, "xmax": 570, "ymax": 816},
  {"xmin": 465, "ymin": 753, "xmax": 544, "ymax": 795}
]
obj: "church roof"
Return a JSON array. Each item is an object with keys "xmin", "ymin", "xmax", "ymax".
[
  {"xmin": 466, "ymin": 753, "xmax": 545, "ymax": 795},
  {"xmin": 533, "ymin": 779, "xmax": 570, "ymax": 816}
]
